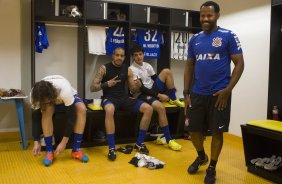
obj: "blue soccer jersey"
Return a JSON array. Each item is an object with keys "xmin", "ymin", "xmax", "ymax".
[
  {"xmin": 188, "ymin": 26, "xmax": 243, "ymax": 95},
  {"xmin": 106, "ymin": 26, "xmax": 125, "ymax": 56},
  {"xmin": 35, "ymin": 22, "xmax": 49, "ymax": 53},
  {"xmin": 136, "ymin": 29, "xmax": 163, "ymax": 59}
]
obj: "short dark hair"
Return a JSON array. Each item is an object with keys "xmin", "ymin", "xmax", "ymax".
[
  {"xmin": 31, "ymin": 80, "xmax": 57, "ymax": 110},
  {"xmin": 113, "ymin": 47, "xmax": 125, "ymax": 55},
  {"xmin": 200, "ymin": 1, "xmax": 220, "ymax": 13},
  {"xmin": 130, "ymin": 44, "xmax": 144, "ymax": 56}
]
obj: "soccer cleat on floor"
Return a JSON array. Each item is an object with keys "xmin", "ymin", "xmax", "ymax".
[
  {"xmin": 134, "ymin": 143, "xmax": 149, "ymax": 154},
  {"xmin": 108, "ymin": 148, "xmax": 116, "ymax": 161},
  {"xmin": 188, "ymin": 155, "xmax": 209, "ymax": 174},
  {"xmin": 168, "ymin": 139, "xmax": 182, "ymax": 151},
  {"xmin": 168, "ymin": 99, "xmax": 185, "ymax": 107},
  {"xmin": 204, "ymin": 167, "xmax": 216, "ymax": 184},
  {"xmin": 71, "ymin": 150, "xmax": 89, "ymax": 163},
  {"xmin": 43, "ymin": 151, "xmax": 54, "ymax": 166},
  {"xmin": 149, "ymin": 124, "xmax": 164, "ymax": 137},
  {"xmin": 154, "ymin": 135, "xmax": 167, "ymax": 145}
]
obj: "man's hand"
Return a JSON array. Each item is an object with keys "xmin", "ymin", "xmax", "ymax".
[
  {"xmin": 184, "ymin": 95, "xmax": 192, "ymax": 116},
  {"xmin": 213, "ymin": 88, "xmax": 231, "ymax": 111},
  {"xmin": 133, "ymin": 78, "xmax": 142, "ymax": 88},
  {"xmin": 107, "ymin": 76, "xmax": 121, "ymax": 87},
  {"xmin": 157, "ymin": 93, "xmax": 169, "ymax": 102},
  {"xmin": 32, "ymin": 141, "xmax": 41, "ymax": 156},
  {"xmin": 54, "ymin": 137, "xmax": 69, "ymax": 155}
]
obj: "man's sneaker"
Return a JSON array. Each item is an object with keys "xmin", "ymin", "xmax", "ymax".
[
  {"xmin": 108, "ymin": 148, "xmax": 116, "ymax": 161},
  {"xmin": 43, "ymin": 151, "xmax": 54, "ymax": 166},
  {"xmin": 154, "ymin": 135, "xmax": 167, "ymax": 145},
  {"xmin": 188, "ymin": 155, "xmax": 209, "ymax": 174},
  {"xmin": 204, "ymin": 167, "xmax": 216, "ymax": 184},
  {"xmin": 169, "ymin": 99, "xmax": 184, "ymax": 107},
  {"xmin": 168, "ymin": 140, "xmax": 182, "ymax": 151},
  {"xmin": 71, "ymin": 150, "xmax": 89, "ymax": 163},
  {"xmin": 134, "ymin": 143, "xmax": 149, "ymax": 154},
  {"xmin": 149, "ymin": 125, "xmax": 163, "ymax": 137}
]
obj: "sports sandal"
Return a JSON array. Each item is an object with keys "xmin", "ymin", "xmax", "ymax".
[{"xmin": 264, "ymin": 156, "xmax": 282, "ymax": 171}]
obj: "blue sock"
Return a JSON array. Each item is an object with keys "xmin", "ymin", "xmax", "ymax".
[
  {"xmin": 137, "ymin": 130, "xmax": 147, "ymax": 145},
  {"xmin": 72, "ymin": 133, "xmax": 83, "ymax": 152},
  {"xmin": 107, "ymin": 134, "xmax": 115, "ymax": 149},
  {"xmin": 44, "ymin": 136, "xmax": 53, "ymax": 152},
  {"xmin": 161, "ymin": 125, "xmax": 172, "ymax": 143},
  {"xmin": 167, "ymin": 88, "xmax": 177, "ymax": 100}
]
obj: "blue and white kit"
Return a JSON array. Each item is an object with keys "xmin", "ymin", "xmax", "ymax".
[
  {"xmin": 188, "ymin": 26, "xmax": 243, "ymax": 95},
  {"xmin": 135, "ymin": 29, "xmax": 163, "ymax": 59},
  {"xmin": 106, "ymin": 26, "xmax": 125, "ymax": 55}
]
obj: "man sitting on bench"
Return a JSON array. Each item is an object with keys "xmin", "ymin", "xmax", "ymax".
[
  {"xmin": 90, "ymin": 47, "xmax": 153, "ymax": 161},
  {"xmin": 129, "ymin": 44, "xmax": 182, "ymax": 151}
]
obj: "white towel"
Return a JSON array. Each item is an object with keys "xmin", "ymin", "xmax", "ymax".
[{"xmin": 87, "ymin": 26, "xmax": 106, "ymax": 55}]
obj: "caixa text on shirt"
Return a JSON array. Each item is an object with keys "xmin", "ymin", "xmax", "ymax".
[{"xmin": 196, "ymin": 53, "xmax": 220, "ymax": 61}]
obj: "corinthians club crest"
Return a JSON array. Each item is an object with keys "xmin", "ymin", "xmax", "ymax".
[{"xmin": 212, "ymin": 37, "xmax": 222, "ymax": 47}]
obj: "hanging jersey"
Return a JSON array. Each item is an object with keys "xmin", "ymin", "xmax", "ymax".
[
  {"xmin": 106, "ymin": 26, "xmax": 125, "ymax": 56},
  {"xmin": 136, "ymin": 29, "xmax": 163, "ymax": 59},
  {"xmin": 171, "ymin": 32, "xmax": 189, "ymax": 60},
  {"xmin": 35, "ymin": 22, "xmax": 49, "ymax": 53},
  {"xmin": 188, "ymin": 26, "xmax": 243, "ymax": 95}
]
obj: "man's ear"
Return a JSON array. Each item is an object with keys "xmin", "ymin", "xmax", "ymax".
[{"xmin": 217, "ymin": 13, "xmax": 220, "ymax": 19}]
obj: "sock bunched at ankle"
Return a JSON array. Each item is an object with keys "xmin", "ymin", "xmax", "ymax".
[
  {"xmin": 107, "ymin": 134, "xmax": 115, "ymax": 149},
  {"xmin": 197, "ymin": 150, "xmax": 206, "ymax": 160},
  {"xmin": 44, "ymin": 136, "xmax": 54, "ymax": 152},
  {"xmin": 72, "ymin": 133, "xmax": 83, "ymax": 152},
  {"xmin": 137, "ymin": 130, "xmax": 147, "ymax": 145},
  {"xmin": 167, "ymin": 88, "xmax": 177, "ymax": 100},
  {"xmin": 161, "ymin": 125, "xmax": 172, "ymax": 143}
]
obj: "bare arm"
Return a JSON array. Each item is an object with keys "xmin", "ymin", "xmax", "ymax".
[
  {"xmin": 128, "ymin": 68, "xmax": 139, "ymax": 93},
  {"xmin": 214, "ymin": 53, "xmax": 244, "ymax": 110},
  {"xmin": 184, "ymin": 58, "xmax": 195, "ymax": 95},
  {"xmin": 225, "ymin": 54, "xmax": 244, "ymax": 92},
  {"xmin": 90, "ymin": 65, "xmax": 106, "ymax": 92},
  {"xmin": 183, "ymin": 58, "xmax": 195, "ymax": 111}
]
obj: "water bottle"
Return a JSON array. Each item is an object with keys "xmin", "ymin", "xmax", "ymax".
[{"xmin": 272, "ymin": 105, "xmax": 279, "ymax": 121}]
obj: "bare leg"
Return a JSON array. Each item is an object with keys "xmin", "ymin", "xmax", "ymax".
[
  {"xmin": 104, "ymin": 103, "xmax": 116, "ymax": 134},
  {"xmin": 158, "ymin": 68, "xmax": 175, "ymax": 89},
  {"xmin": 190, "ymin": 132, "xmax": 205, "ymax": 151},
  {"xmin": 138, "ymin": 103, "xmax": 153, "ymax": 130},
  {"xmin": 151, "ymin": 100, "xmax": 168, "ymax": 126},
  {"xmin": 41, "ymin": 104, "xmax": 55, "ymax": 137},
  {"xmin": 211, "ymin": 133, "xmax": 223, "ymax": 161},
  {"xmin": 73, "ymin": 102, "xmax": 87, "ymax": 134}
]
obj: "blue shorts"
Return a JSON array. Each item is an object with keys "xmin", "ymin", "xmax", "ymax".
[
  {"xmin": 102, "ymin": 96, "xmax": 144, "ymax": 112},
  {"xmin": 55, "ymin": 96, "xmax": 83, "ymax": 111}
]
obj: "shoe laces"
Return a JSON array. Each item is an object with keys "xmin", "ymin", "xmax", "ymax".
[
  {"xmin": 192, "ymin": 156, "xmax": 207, "ymax": 167},
  {"xmin": 72, "ymin": 150, "xmax": 85, "ymax": 160},
  {"xmin": 206, "ymin": 167, "xmax": 216, "ymax": 176},
  {"xmin": 108, "ymin": 148, "xmax": 116, "ymax": 156},
  {"xmin": 45, "ymin": 151, "xmax": 54, "ymax": 161}
]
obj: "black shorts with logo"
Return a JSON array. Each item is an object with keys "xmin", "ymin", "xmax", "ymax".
[{"xmin": 186, "ymin": 93, "xmax": 231, "ymax": 134}]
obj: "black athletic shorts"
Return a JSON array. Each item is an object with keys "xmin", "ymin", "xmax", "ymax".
[
  {"xmin": 186, "ymin": 93, "xmax": 231, "ymax": 134},
  {"xmin": 102, "ymin": 96, "xmax": 144, "ymax": 112}
]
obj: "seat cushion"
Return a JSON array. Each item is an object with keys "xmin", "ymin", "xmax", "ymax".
[{"xmin": 246, "ymin": 120, "xmax": 282, "ymax": 132}]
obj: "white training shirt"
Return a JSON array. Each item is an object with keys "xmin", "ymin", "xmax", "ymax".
[
  {"xmin": 129, "ymin": 61, "xmax": 155, "ymax": 89},
  {"xmin": 30, "ymin": 75, "xmax": 77, "ymax": 110}
]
